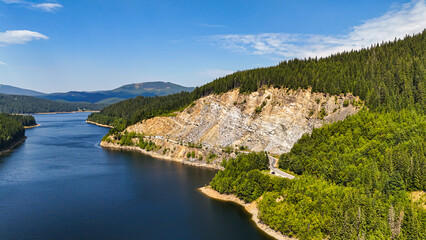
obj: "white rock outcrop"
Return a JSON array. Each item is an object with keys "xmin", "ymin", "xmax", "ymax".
[{"xmin": 125, "ymin": 87, "xmax": 361, "ymax": 155}]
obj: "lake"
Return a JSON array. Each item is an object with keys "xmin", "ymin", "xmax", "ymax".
[{"xmin": 0, "ymin": 112, "xmax": 273, "ymax": 240}]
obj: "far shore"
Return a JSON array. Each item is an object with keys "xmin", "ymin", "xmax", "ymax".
[
  {"xmin": 15, "ymin": 110, "xmax": 100, "ymax": 115},
  {"xmin": 86, "ymin": 120, "xmax": 114, "ymax": 128},
  {"xmin": 0, "ymin": 136, "xmax": 27, "ymax": 156},
  {"xmin": 199, "ymin": 186, "xmax": 296, "ymax": 240},
  {"xmin": 34, "ymin": 110, "xmax": 100, "ymax": 115}
]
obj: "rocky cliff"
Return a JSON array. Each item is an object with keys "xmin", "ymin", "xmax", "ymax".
[{"xmin": 125, "ymin": 87, "xmax": 361, "ymax": 155}]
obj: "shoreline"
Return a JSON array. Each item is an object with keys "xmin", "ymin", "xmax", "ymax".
[
  {"xmin": 86, "ymin": 120, "xmax": 114, "ymax": 128},
  {"xmin": 0, "ymin": 136, "xmax": 27, "ymax": 156},
  {"xmin": 34, "ymin": 110, "xmax": 100, "ymax": 115},
  {"xmin": 199, "ymin": 186, "xmax": 296, "ymax": 240},
  {"xmin": 15, "ymin": 110, "xmax": 99, "ymax": 115},
  {"xmin": 100, "ymin": 141, "xmax": 222, "ymax": 170},
  {"xmin": 24, "ymin": 124, "xmax": 40, "ymax": 129}
]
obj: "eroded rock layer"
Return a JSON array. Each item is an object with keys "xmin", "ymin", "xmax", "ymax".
[{"xmin": 126, "ymin": 87, "xmax": 361, "ymax": 155}]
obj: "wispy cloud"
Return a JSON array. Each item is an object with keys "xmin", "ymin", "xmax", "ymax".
[
  {"xmin": 200, "ymin": 69, "xmax": 234, "ymax": 79},
  {"xmin": 0, "ymin": 30, "xmax": 49, "ymax": 45},
  {"xmin": 1, "ymin": 0, "xmax": 63, "ymax": 12},
  {"xmin": 0, "ymin": 61, "xmax": 7, "ymax": 65},
  {"xmin": 31, "ymin": 3, "xmax": 62, "ymax": 12},
  {"xmin": 209, "ymin": 0, "xmax": 426, "ymax": 59}
]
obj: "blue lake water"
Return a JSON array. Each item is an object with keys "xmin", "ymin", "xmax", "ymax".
[{"xmin": 0, "ymin": 112, "xmax": 273, "ymax": 240}]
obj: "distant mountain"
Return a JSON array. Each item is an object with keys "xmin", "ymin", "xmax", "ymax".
[
  {"xmin": 0, "ymin": 84, "xmax": 45, "ymax": 96},
  {"xmin": 0, "ymin": 93, "xmax": 105, "ymax": 114},
  {"xmin": 41, "ymin": 81, "xmax": 195, "ymax": 104}
]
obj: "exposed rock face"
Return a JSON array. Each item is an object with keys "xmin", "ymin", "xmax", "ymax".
[{"xmin": 126, "ymin": 87, "xmax": 361, "ymax": 155}]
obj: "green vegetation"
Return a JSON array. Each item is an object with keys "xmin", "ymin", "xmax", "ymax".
[
  {"xmin": 38, "ymin": 81, "xmax": 195, "ymax": 104},
  {"xmin": 89, "ymin": 31, "xmax": 425, "ymax": 128},
  {"xmin": 0, "ymin": 114, "xmax": 25, "ymax": 150},
  {"xmin": 318, "ymin": 107, "xmax": 327, "ymax": 119},
  {"xmin": 258, "ymin": 175, "xmax": 425, "ymax": 240},
  {"xmin": 343, "ymin": 99, "xmax": 350, "ymax": 107},
  {"xmin": 186, "ymin": 151, "xmax": 196, "ymax": 159},
  {"xmin": 113, "ymin": 131, "xmax": 158, "ymax": 151},
  {"xmin": 279, "ymin": 110, "xmax": 425, "ymax": 191},
  {"xmin": 255, "ymin": 101, "xmax": 267, "ymax": 114},
  {"xmin": 212, "ymin": 151, "xmax": 425, "ymax": 239},
  {"xmin": 211, "ymin": 152, "xmax": 283, "ymax": 202},
  {"xmin": 0, "ymin": 93, "xmax": 104, "ymax": 114},
  {"xmin": 1, "ymin": 114, "xmax": 36, "ymax": 127},
  {"xmin": 88, "ymin": 91, "xmax": 193, "ymax": 130}
]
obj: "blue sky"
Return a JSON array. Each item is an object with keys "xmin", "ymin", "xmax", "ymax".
[{"xmin": 0, "ymin": 0, "xmax": 425, "ymax": 93}]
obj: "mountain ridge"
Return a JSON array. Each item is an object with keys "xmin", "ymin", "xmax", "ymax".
[
  {"xmin": 0, "ymin": 81, "xmax": 194, "ymax": 105},
  {"xmin": 0, "ymin": 84, "xmax": 45, "ymax": 96}
]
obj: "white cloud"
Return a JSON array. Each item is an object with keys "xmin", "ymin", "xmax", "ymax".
[
  {"xmin": 31, "ymin": 3, "xmax": 62, "ymax": 12},
  {"xmin": 200, "ymin": 69, "xmax": 235, "ymax": 79},
  {"xmin": 209, "ymin": 0, "xmax": 426, "ymax": 59},
  {"xmin": 0, "ymin": 30, "xmax": 49, "ymax": 45},
  {"xmin": 0, "ymin": 61, "xmax": 7, "ymax": 65},
  {"xmin": 1, "ymin": 0, "xmax": 63, "ymax": 12}
]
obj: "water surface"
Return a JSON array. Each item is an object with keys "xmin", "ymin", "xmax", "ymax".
[{"xmin": 0, "ymin": 113, "xmax": 273, "ymax": 240}]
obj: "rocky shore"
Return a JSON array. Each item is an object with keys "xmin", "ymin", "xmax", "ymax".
[
  {"xmin": 86, "ymin": 120, "xmax": 113, "ymax": 128},
  {"xmin": 100, "ymin": 141, "xmax": 223, "ymax": 170},
  {"xmin": 199, "ymin": 186, "xmax": 297, "ymax": 240},
  {"xmin": 24, "ymin": 124, "xmax": 40, "ymax": 129}
]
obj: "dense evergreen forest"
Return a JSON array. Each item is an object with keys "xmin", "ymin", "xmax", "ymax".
[
  {"xmin": 1, "ymin": 114, "xmax": 37, "ymax": 127},
  {"xmin": 0, "ymin": 114, "xmax": 25, "ymax": 151},
  {"xmin": 0, "ymin": 93, "xmax": 105, "ymax": 114},
  {"xmin": 212, "ymin": 149, "xmax": 425, "ymax": 239},
  {"xmin": 88, "ymin": 30, "xmax": 425, "ymax": 128},
  {"xmin": 279, "ymin": 110, "xmax": 425, "ymax": 192},
  {"xmin": 0, "ymin": 114, "xmax": 36, "ymax": 151}
]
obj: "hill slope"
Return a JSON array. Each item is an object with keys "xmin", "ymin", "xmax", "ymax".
[
  {"xmin": 41, "ymin": 81, "xmax": 194, "ymax": 104},
  {"xmin": 0, "ymin": 94, "xmax": 104, "ymax": 114},
  {"xmin": 0, "ymin": 84, "xmax": 45, "ymax": 96}
]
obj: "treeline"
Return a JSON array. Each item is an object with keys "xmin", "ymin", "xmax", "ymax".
[
  {"xmin": 1, "ymin": 114, "xmax": 37, "ymax": 127},
  {"xmin": 0, "ymin": 114, "xmax": 25, "ymax": 150},
  {"xmin": 88, "ymin": 91, "xmax": 193, "ymax": 129},
  {"xmin": 211, "ymin": 152, "xmax": 291, "ymax": 202},
  {"xmin": 0, "ymin": 93, "xmax": 105, "ymax": 114},
  {"xmin": 211, "ymin": 152, "xmax": 426, "ymax": 239},
  {"xmin": 88, "ymin": 30, "xmax": 425, "ymax": 127},
  {"xmin": 279, "ymin": 109, "xmax": 425, "ymax": 192}
]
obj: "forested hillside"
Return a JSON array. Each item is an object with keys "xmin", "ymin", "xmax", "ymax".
[
  {"xmin": 1, "ymin": 114, "xmax": 37, "ymax": 127},
  {"xmin": 42, "ymin": 81, "xmax": 195, "ymax": 104},
  {"xmin": 279, "ymin": 110, "xmax": 425, "ymax": 191},
  {"xmin": 0, "ymin": 94, "xmax": 104, "ymax": 114},
  {"xmin": 88, "ymin": 30, "xmax": 425, "ymax": 127},
  {"xmin": 0, "ymin": 114, "xmax": 25, "ymax": 151}
]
